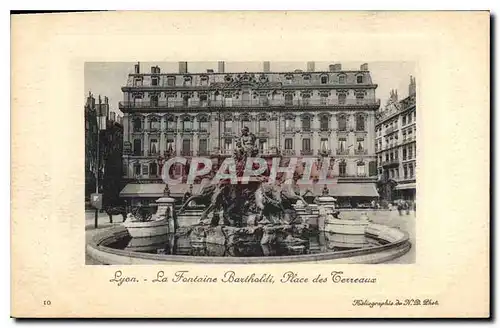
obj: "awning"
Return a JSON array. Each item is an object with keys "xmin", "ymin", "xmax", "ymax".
[
  {"xmin": 298, "ymin": 183, "xmax": 379, "ymax": 197},
  {"xmin": 119, "ymin": 183, "xmax": 204, "ymax": 198},
  {"xmin": 395, "ymin": 183, "xmax": 416, "ymax": 190}
]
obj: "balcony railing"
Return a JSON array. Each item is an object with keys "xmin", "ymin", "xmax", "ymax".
[
  {"xmin": 354, "ymin": 149, "xmax": 368, "ymax": 155},
  {"xmin": 336, "ymin": 149, "xmax": 350, "ymax": 155},
  {"xmin": 382, "ymin": 159, "xmax": 400, "ymax": 167},
  {"xmin": 119, "ymin": 98, "xmax": 380, "ymax": 109},
  {"xmin": 180, "ymin": 150, "xmax": 193, "ymax": 156},
  {"xmin": 300, "ymin": 149, "xmax": 313, "ymax": 156},
  {"xmin": 197, "ymin": 150, "xmax": 210, "ymax": 156},
  {"xmin": 282, "ymin": 149, "xmax": 295, "ymax": 156}
]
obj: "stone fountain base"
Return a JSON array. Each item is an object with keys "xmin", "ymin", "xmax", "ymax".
[{"xmin": 184, "ymin": 223, "xmax": 310, "ymax": 248}]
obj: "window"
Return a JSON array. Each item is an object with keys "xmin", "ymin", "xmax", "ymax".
[
  {"xmin": 182, "ymin": 139, "xmax": 191, "ymax": 154},
  {"xmin": 320, "ymin": 138, "xmax": 329, "ymax": 151},
  {"xmin": 166, "ymin": 139, "xmax": 175, "ymax": 153},
  {"xmin": 133, "ymin": 139, "xmax": 142, "ymax": 156},
  {"xmin": 150, "ymin": 117, "xmax": 159, "ymax": 131},
  {"xmin": 150, "ymin": 139, "xmax": 159, "ymax": 155},
  {"xmin": 150, "ymin": 95, "xmax": 159, "ymax": 107},
  {"xmin": 339, "ymin": 75, "xmax": 346, "ymax": 84},
  {"xmin": 285, "ymin": 94, "xmax": 293, "ymax": 106},
  {"xmin": 355, "ymin": 93, "xmax": 364, "ymax": 105},
  {"xmin": 284, "ymin": 138, "xmax": 293, "ymax": 150},
  {"xmin": 302, "ymin": 138, "xmax": 311, "ymax": 151},
  {"xmin": 258, "ymin": 118, "xmax": 268, "ymax": 133},
  {"xmin": 356, "ymin": 115, "xmax": 365, "ymax": 131},
  {"xmin": 404, "ymin": 166, "xmax": 408, "ymax": 179},
  {"xmin": 150, "ymin": 162, "xmax": 158, "ymax": 176},
  {"xmin": 339, "ymin": 161, "xmax": 347, "ymax": 177},
  {"xmin": 357, "ymin": 75, "xmax": 363, "ymax": 84},
  {"xmin": 409, "ymin": 165, "xmax": 414, "ymax": 178},
  {"xmin": 199, "ymin": 117, "xmax": 208, "ymax": 132},
  {"xmin": 183, "ymin": 95, "xmax": 189, "ymax": 107},
  {"xmin": 402, "ymin": 115, "xmax": 407, "ymax": 126},
  {"xmin": 402, "ymin": 131, "xmax": 407, "ymax": 141},
  {"xmin": 182, "ymin": 117, "xmax": 192, "ymax": 131},
  {"xmin": 338, "ymin": 116, "xmax": 347, "ymax": 131},
  {"xmin": 302, "ymin": 116, "xmax": 311, "ymax": 131},
  {"xmin": 134, "ymin": 78, "xmax": 143, "ymax": 86},
  {"xmin": 199, "ymin": 94, "xmax": 208, "ymax": 106},
  {"xmin": 301, "ymin": 94, "xmax": 310, "ymax": 105},
  {"xmin": 224, "ymin": 139, "xmax": 232, "ymax": 150},
  {"xmin": 408, "ymin": 113, "xmax": 412, "ymax": 124},
  {"xmin": 184, "ymin": 77, "xmax": 192, "ymax": 86},
  {"xmin": 356, "ymin": 162, "xmax": 366, "ymax": 176},
  {"xmin": 338, "ymin": 137, "xmax": 346, "ymax": 151},
  {"xmin": 408, "ymin": 146, "xmax": 413, "ymax": 159},
  {"xmin": 338, "ymin": 93, "xmax": 346, "ymax": 105},
  {"xmin": 303, "ymin": 75, "xmax": 311, "ymax": 84},
  {"xmin": 142, "ymin": 164, "xmax": 149, "ymax": 176},
  {"xmin": 224, "ymin": 120, "xmax": 232, "ymax": 133},
  {"xmin": 356, "ymin": 138, "xmax": 364, "ymax": 151},
  {"xmin": 151, "ymin": 77, "xmax": 159, "ymax": 86},
  {"xmin": 285, "ymin": 117, "xmax": 294, "ymax": 131},
  {"xmin": 167, "ymin": 117, "xmax": 176, "ymax": 131},
  {"xmin": 167, "ymin": 76, "xmax": 175, "ymax": 86},
  {"xmin": 133, "ymin": 118, "xmax": 142, "ymax": 132},
  {"xmin": 259, "ymin": 139, "xmax": 268, "ymax": 151},
  {"xmin": 385, "ymin": 153, "xmax": 389, "ymax": 161},
  {"xmin": 199, "ymin": 139, "xmax": 208, "ymax": 154},
  {"xmin": 320, "ymin": 94, "xmax": 327, "ymax": 105},
  {"xmin": 321, "ymin": 75, "xmax": 328, "ymax": 84},
  {"xmin": 134, "ymin": 163, "xmax": 141, "ymax": 176},
  {"xmin": 224, "ymin": 94, "xmax": 232, "ymax": 107},
  {"xmin": 320, "ymin": 116, "xmax": 329, "ymax": 131},
  {"xmin": 200, "ymin": 76, "xmax": 208, "ymax": 86},
  {"xmin": 395, "ymin": 168, "xmax": 399, "ymax": 179},
  {"xmin": 240, "ymin": 117, "xmax": 250, "ymax": 131},
  {"xmin": 259, "ymin": 95, "xmax": 268, "ymax": 106}
]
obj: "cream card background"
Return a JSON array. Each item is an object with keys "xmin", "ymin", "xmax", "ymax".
[{"xmin": 11, "ymin": 11, "xmax": 489, "ymax": 318}]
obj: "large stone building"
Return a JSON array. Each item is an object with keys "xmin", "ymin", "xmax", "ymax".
[
  {"xmin": 375, "ymin": 76, "xmax": 417, "ymax": 201},
  {"xmin": 119, "ymin": 62, "xmax": 381, "ymax": 207},
  {"xmin": 85, "ymin": 92, "xmax": 124, "ymax": 207}
]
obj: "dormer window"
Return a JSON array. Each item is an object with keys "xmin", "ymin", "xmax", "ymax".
[
  {"xmin": 134, "ymin": 77, "xmax": 143, "ymax": 86},
  {"xmin": 167, "ymin": 76, "xmax": 176, "ymax": 86},
  {"xmin": 357, "ymin": 75, "xmax": 363, "ymax": 84},
  {"xmin": 151, "ymin": 76, "xmax": 159, "ymax": 86},
  {"xmin": 200, "ymin": 75, "xmax": 208, "ymax": 86},
  {"xmin": 285, "ymin": 74, "xmax": 294, "ymax": 84},
  {"xmin": 321, "ymin": 75, "xmax": 328, "ymax": 84},
  {"xmin": 224, "ymin": 74, "xmax": 232, "ymax": 82},
  {"xmin": 184, "ymin": 75, "xmax": 192, "ymax": 86},
  {"xmin": 303, "ymin": 74, "xmax": 311, "ymax": 84},
  {"xmin": 259, "ymin": 74, "xmax": 267, "ymax": 82},
  {"xmin": 338, "ymin": 74, "xmax": 346, "ymax": 84}
]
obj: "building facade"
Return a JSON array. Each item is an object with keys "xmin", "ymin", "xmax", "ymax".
[
  {"xmin": 85, "ymin": 92, "xmax": 124, "ymax": 207},
  {"xmin": 119, "ymin": 62, "xmax": 381, "ymax": 207},
  {"xmin": 375, "ymin": 76, "xmax": 417, "ymax": 201}
]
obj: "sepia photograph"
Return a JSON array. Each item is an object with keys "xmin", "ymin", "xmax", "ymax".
[
  {"xmin": 11, "ymin": 11, "xmax": 489, "ymax": 318},
  {"xmin": 85, "ymin": 61, "xmax": 417, "ymax": 264}
]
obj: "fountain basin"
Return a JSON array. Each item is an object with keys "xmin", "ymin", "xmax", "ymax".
[
  {"xmin": 86, "ymin": 223, "xmax": 411, "ymax": 264},
  {"xmin": 122, "ymin": 218, "xmax": 170, "ymax": 238}
]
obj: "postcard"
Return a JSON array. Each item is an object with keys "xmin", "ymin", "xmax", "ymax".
[{"xmin": 11, "ymin": 11, "xmax": 490, "ymax": 318}]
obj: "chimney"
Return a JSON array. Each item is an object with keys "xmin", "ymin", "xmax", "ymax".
[
  {"xmin": 307, "ymin": 61, "xmax": 315, "ymax": 72},
  {"xmin": 330, "ymin": 63, "xmax": 342, "ymax": 72},
  {"xmin": 360, "ymin": 63, "xmax": 368, "ymax": 71},
  {"xmin": 134, "ymin": 62, "xmax": 140, "ymax": 74},
  {"xmin": 179, "ymin": 61, "xmax": 188, "ymax": 74},
  {"xmin": 329, "ymin": 64, "xmax": 335, "ymax": 72},
  {"xmin": 409, "ymin": 76, "xmax": 416, "ymax": 96},
  {"xmin": 218, "ymin": 61, "xmax": 225, "ymax": 73},
  {"xmin": 151, "ymin": 66, "xmax": 160, "ymax": 74},
  {"xmin": 263, "ymin": 61, "xmax": 270, "ymax": 72}
]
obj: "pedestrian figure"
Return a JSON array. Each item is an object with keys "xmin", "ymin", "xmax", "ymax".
[
  {"xmin": 397, "ymin": 202, "xmax": 403, "ymax": 216},
  {"xmin": 405, "ymin": 201, "xmax": 410, "ymax": 215}
]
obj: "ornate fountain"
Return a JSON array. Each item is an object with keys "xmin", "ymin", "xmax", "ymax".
[{"xmin": 173, "ymin": 126, "xmax": 311, "ymax": 254}]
